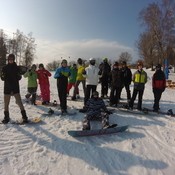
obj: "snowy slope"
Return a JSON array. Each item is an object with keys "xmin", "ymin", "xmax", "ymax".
[{"xmin": 0, "ymin": 69, "xmax": 175, "ymax": 175}]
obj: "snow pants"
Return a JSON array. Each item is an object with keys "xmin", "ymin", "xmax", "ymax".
[
  {"xmin": 82, "ymin": 112, "xmax": 109, "ymax": 130},
  {"xmin": 153, "ymin": 89, "xmax": 163, "ymax": 111},
  {"xmin": 120, "ymin": 84, "xmax": 131, "ymax": 100},
  {"xmin": 72, "ymin": 80, "xmax": 86, "ymax": 98},
  {"xmin": 109, "ymin": 86, "xmax": 121, "ymax": 106},
  {"xmin": 129, "ymin": 88, "xmax": 144, "ymax": 110},
  {"xmin": 4, "ymin": 93, "xmax": 25, "ymax": 112},
  {"xmin": 67, "ymin": 83, "xmax": 79, "ymax": 95},
  {"xmin": 26, "ymin": 87, "xmax": 37, "ymax": 104},
  {"xmin": 84, "ymin": 85, "xmax": 97, "ymax": 106},
  {"xmin": 100, "ymin": 77, "xmax": 109, "ymax": 97},
  {"xmin": 57, "ymin": 79, "xmax": 68, "ymax": 111},
  {"xmin": 39, "ymin": 83, "xmax": 50, "ymax": 102}
]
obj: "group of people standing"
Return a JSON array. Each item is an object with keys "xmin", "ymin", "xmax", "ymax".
[
  {"xmin": 0, "ymin": 54, "xmax": 52, "ymax": 123},
  {"xmin": 0, "ymin": 53, "xmax": 166, "ymax": 127}
]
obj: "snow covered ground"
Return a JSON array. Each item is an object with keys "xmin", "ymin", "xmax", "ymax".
[{"xmin": 0, "ymin": 68, "xmax": 175, "ymax": 175}]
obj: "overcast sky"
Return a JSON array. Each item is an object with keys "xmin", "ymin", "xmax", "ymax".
[{"xmin": 0, "ymin": 0, "xmax": 158, "ymax": 64}]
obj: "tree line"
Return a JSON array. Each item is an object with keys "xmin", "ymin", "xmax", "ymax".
[
  {"xmin": 0, "ymin": 0, "xmax": 174, "ymax": 71},
  {"xmin": 0, "ymin": 29, "xmax": 36, "ymax": 71},
  {"xmin": 137, "ymin": 0, "xmax": 175, "ymax": 68}
]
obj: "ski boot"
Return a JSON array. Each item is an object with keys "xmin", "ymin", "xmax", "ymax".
[
  {"xmin": 2, "ymin": 111, "xmax": 10, "ymax": 124},
  {"xmin": 21, "ymin": 110, "xmax": 28, "ymax": 123}
]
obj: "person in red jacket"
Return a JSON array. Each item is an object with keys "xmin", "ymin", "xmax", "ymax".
[
  {"xmin": 152, "ymin": 64, "xmax": 166, "ymax": 112},
  {"xmin": 37, "ymin": 64, "xmax": 52, "ymax": 104}
]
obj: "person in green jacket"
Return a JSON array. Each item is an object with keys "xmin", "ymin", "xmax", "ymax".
[
  {"xmin": 67, "ymin": 64, "xmax": 79, "ymax": 96},
  {"xmin": 129, "ymin": 61, "xmax": 147, "ymax": 110},
  {"xmin": 24, "ymin": 64, "xmax": 38, "ymax": 105}
]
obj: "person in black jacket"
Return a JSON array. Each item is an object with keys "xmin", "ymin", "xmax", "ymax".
[
  {"xmin": 99, "ymin": 58, "xmax": 111, "ymax": 98},
  {"xmin": 1, "ymin": 54, "xmax": 28, "ymax": 123},
  {"xmin": 119, "ymin": 61, "xmax": 132, "ymax": 102},
  {"xmin": 152, "ymin": 64, "xmax": 166, "ymax": 112},
  {"xmin": 109, "ymin": 62, "xmax": 124, "ymax": 106}
]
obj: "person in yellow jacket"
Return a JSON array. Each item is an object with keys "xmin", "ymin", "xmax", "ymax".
[
  {"xmin": 72, "ymin": 58, "xmax": 86, "ymax": 100},
  {"xmin": 129, "ymin": 61, "xmax": 147, "ymax": 110}
]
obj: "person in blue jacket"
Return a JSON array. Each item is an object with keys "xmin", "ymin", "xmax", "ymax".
[{"xmin": 54, "ymin": 59, "xmax": 71, "ymax": 114}]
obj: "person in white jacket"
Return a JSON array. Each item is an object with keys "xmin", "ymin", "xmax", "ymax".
[{"xmin": 83, "ymin": 58, "xmax": 101, "ymax": 106}]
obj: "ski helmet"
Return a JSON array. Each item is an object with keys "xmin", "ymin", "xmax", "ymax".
[{"xmin": 89, "ymin": 58, "xmax": 96, "ymax": 65}]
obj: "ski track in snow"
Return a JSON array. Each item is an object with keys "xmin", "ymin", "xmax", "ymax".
[{"xmin": 0, "ymin": 69, "xmax": 175, "ymax": 175}]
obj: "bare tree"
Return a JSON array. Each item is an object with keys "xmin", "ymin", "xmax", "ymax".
[
  {"xmin": 138, "ymin": 0, "xmax": 175, "ymax": 67},
  {"xmin": 0, "ymin": 29, "xmax": 7, "ymax": 71},
  {"xmin": 118, "ymin": 52, "xmax": 132, "ymax": 63},
  {"xmin": 22, "ymin": 33, "xmax": 36, "ymax": 67},
  {"xmin": 46, "ymin": 60, "xmax": 60, "ymax": 71}
]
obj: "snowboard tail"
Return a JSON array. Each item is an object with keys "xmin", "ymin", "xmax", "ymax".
[
  {"xmin": 68, "ymin": 125, "xmax": 129, "ymax": 137},
  {"xmin": 1, "ymin": 117, "xmax": 42, "ymax": 125}
]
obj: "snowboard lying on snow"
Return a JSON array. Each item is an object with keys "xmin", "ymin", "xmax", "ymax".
[
  {"xmin": 0, "ymin": 117, "xmax": 42, "ymax": 125},
  {"xmin": 68, "ymin": 125, "xmax": 129, "ymax": 137},
  {"xmin": 142, "ymin": 108, "xmax": 175, "ymax": 117}
]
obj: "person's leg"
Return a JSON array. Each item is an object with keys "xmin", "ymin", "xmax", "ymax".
[
  {"xmin": 31, "ymin": 87, "xmax": 37, "ymax": 105},
  {"xmin": 125, "ymin": 84, "xmax": 131, "ymax": 100},
  {"xmin": 45, "ymin": 84, "xmax": 51, "ymax": 102},
  {"xmin": 72, "ymin": 80, "xmax": 80, "ymax": 98},
  {"xmin": 109, "ymin": 86, "xmax": 115, "ymax": 105},
  {"xmin": 129, "ymin": 89, "xmax": 138, "ymax": 108},
  {"xmin": 137, "ymin": 89, "xmax": 144, "ymax": 110},
  {"xmin": 101, "ymin": 113, "xmax": 109, "ymax": 128},
  {"xmin": 153, "ymin": 89, "xmax": 161, "ymax": 111},
  {"xmin": 84, "ymin": 85, "xmax": 91, "ymax": 106},
  {"xmin": 2, "ymin": 94, "xmax": 11, "ymax": 123},
  {"xmin": 57, "ymin": 80, "xmax": 63, "ymax": 110},
  {"xmin": 67, "ymin": 83, "xmax": 73, "ymax": 95},
  {"xmin": 82, "ymin": 114, "xmax": 92, "ymax": 130},
  {"xmin": 4, "ymin": 94, "xmax": 11, "ymax": 112},
  {"xmin": 61, "ymin": 84, "xmax": 68, "ymax": 112},
  {"xmin": 14, "ymin": 93, "xmax": 28, "ymax": 122},
  {"xmin": 14, "ymin": 93, "xmax": 25, "ymax": 111},
  {"xmin": 101, "ymin": 81, "xmax": 105, "ymax": 97},
  {"xmin": 81, "ymin": 80, "xmax": 86, "ymax": 97},
  {"xmin": 115, "ymin": 87, "xmax": 121, "ymax": 106},
  {"xmin": 91, "ymin": 85, "xmax": 97, "ymax": 97}
]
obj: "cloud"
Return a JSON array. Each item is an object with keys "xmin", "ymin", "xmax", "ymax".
[{"xmin": 34, "ymin": 39, "xmax": 138, "ymax": 64}]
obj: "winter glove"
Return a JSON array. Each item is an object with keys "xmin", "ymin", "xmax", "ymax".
[
  {"xmin": 82, "ymin": 70, "xmax": 86, "ymax": 75},
  {"xmin": 60, "ymin": 72, "xmax": 69, "ymax": 77},
  {"xmin": 0, "ymin": 72, "xmax": 5, "ymax": 81}
]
